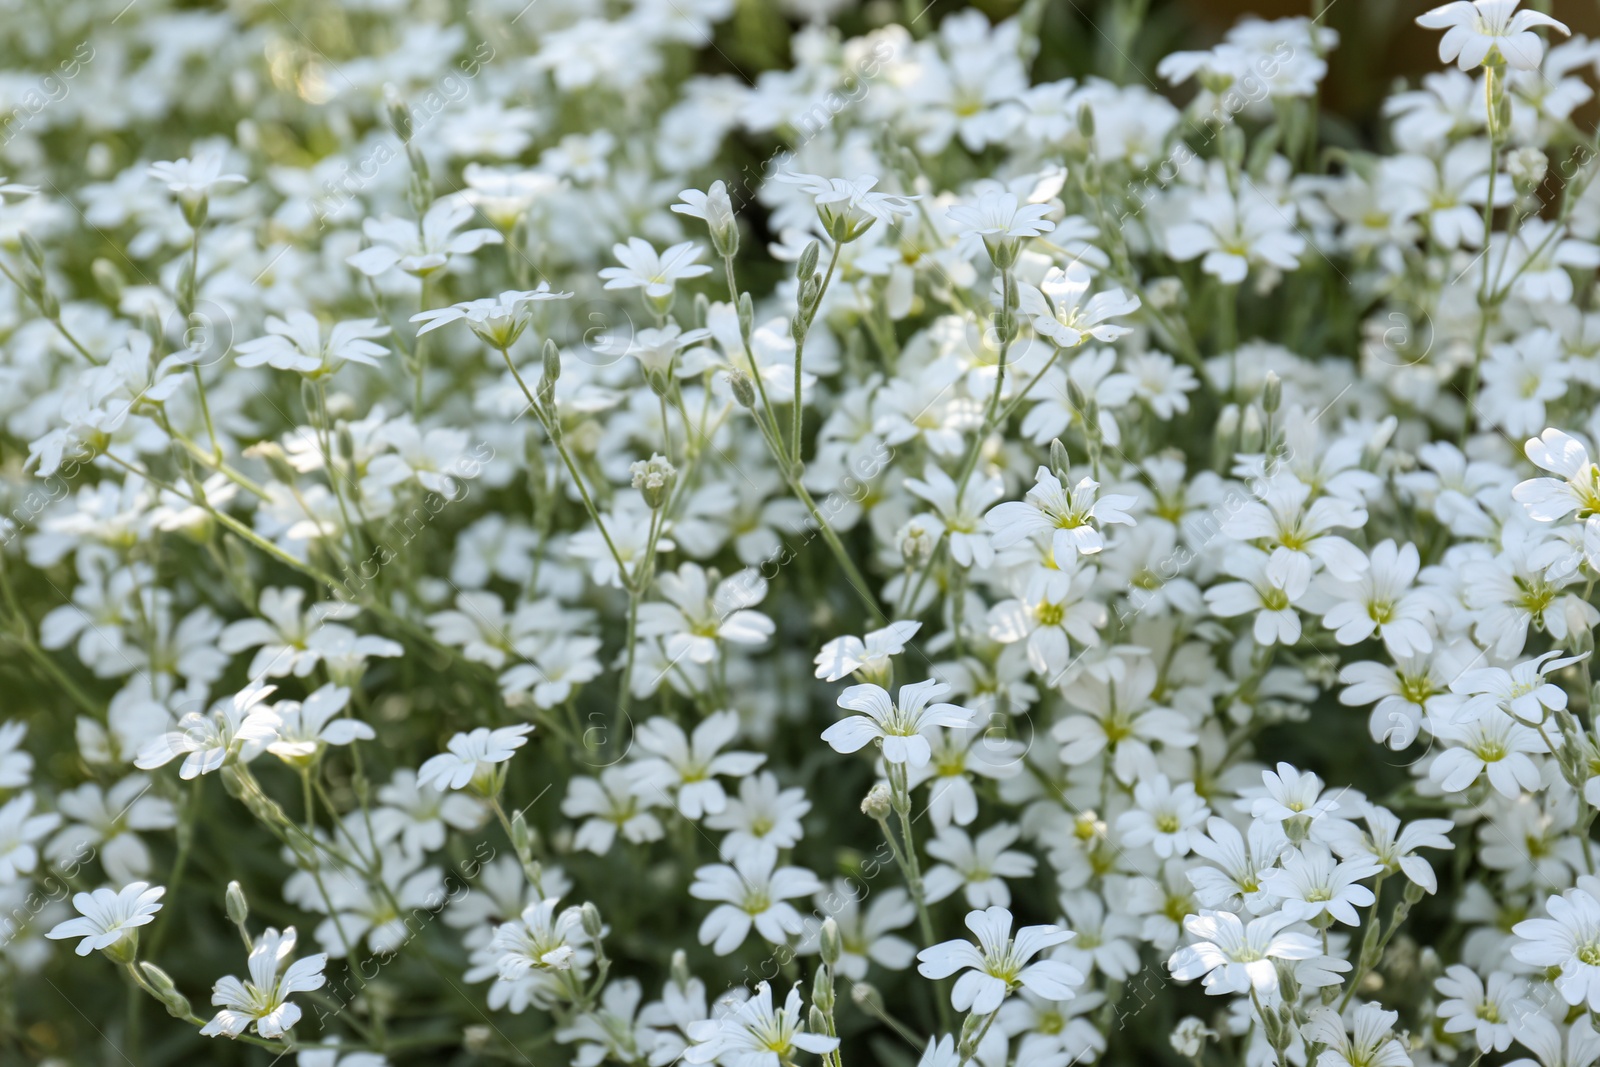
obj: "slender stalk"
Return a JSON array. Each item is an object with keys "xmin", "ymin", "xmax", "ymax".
[{"xmin": 792, "ymin": 241, "xmax": 842, "ymax": 461}]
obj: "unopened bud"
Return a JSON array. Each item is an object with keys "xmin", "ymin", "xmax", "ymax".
[
  {"xmin": 542, "ymin": 338, "xmax": 561, "ymax": 384},
  {"xmin": 704, "ymin": 181, "xmax": 739, "ymax": 258},
  {"xmin": 225, "ymin": 881, "xmax": 249, "ymax": 927},
  {"xmin": 797, "ymin": 240, "xmax": 820, "ymax": 282},
  {"xmin": 581, "ymin": 902, "xmax": 604, "ymax": 940},
  {"xmin": 812, "ymin": 962, "xmax": 835, "ymax": 1011},
  {"xmin": 959, "ymin": 1011, "xmax": 987, "ymax": 1060},
  {"xmin": 727, "ymin": 368, "xmax": 757, "ymax": 409},
  {"xmin": 140, "ymin": 962, "xmax": 191, "ymax": 1018},
  {"xmin": 384, "ymin": 85, "xmax": 413, "ymax": 143},
  {"xmin": 850, "ymin": 982, "xmax": 883, "ymax": 1014},
  {"xmin": 511, "ymin": 810, "xmax": 537, "ymax": 860},
  {"xmin": 820, "ymin": 918, "xmax": 843, "ymax": 967},
  {"xmin": 1066, "ymin": 378, "xmax": 1089, "ymax": 414},
  {"xmin": 1050, "ymin": 438, "xmax": 1071, "ymax": 482},
  {"xmin": 1221, "ymin": 123, "xmax": 1246, "ymax": 170},
  {"xmin": 1239, "ymin": 405, "xmax": 1265, "ymax": 453},
  {"xmin": 1262, "ymin": 371, "xmax": 1281, "ymax": 415},
  {"xmin": 809, "ymin": 1005, "xmax": 828, "ymax": 1035},
  {"xmin": 861, "ymin": 782, "xmax": 892, "ymax": 820},
  {"xmin": 19, "ymin": 232, "xmax": 45, "ymax": 271},
  {"xmin": 1215, "ymin": 403, "xmax": 1241, "ymax": 446},
  {"xmin": 737, "ymin": 291, "xmax": 754, "ymax": 339},
  {"xmin": 671, "ymin": 949, "xmax": 692, "ymax": 989},
  {"xmin": 177, "ymin": 258, "xmax": 196, "ymax": 318}
]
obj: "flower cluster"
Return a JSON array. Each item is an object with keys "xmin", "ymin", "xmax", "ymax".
[{"xmin": 3, "ymin": 0, "xmax": 1600, "ymax": 1065}]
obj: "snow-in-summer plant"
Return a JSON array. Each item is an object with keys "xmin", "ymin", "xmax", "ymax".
[{"xmin": 4, "ymin": 0, "xmax": 1600, "ymax": 1064}]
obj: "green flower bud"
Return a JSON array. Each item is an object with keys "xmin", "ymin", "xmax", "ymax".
[
  {"xmin": 140, "ymin": 962, "xmax": 192, "ymax": 1019},
  {"xmin": 225, "ymin": 881, "xmax": 249, "ymax": 927},
  {"xmin": 861, "ymin": 782, "xmax": 892, "ymax": 820},
  {"xmin": 1263, "ymin": 371, "xmax": 1282, "ymax": 415},
  {"xmin": 813, "ymin": 961, "xmax": 835, "ymax": 1011},
  {"xmin": 727, "ymin": 368, "xmax": 757, "ymax": 409},
  {"xmin": 820, "ymin": 918, "xmax": 843, "ymax": 967},
  {"xmin": 542, "ymin": 338, "xmax": 561, "ymax": 384},
  {"xmin": 798, "ymin": 240, "xmax": 820, "ymax": 281}
]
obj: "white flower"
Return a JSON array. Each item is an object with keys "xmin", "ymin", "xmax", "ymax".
[
  {"xmin": 47, "ymin": 774, "xmax": 176, "ymax": 883},
  {"xmin": 775, "ymin": 172, "xmax": 918, "ymax": 243},
  {"xmin": 200, "ymin": 926, "xmax": 327, "ymax": 1039},
  {"xmin": 683, "ymin": 982, "xmax": 838, "ymax": 1067},
  {"xmin": 1019, "ymin": 264, "xmax": 1141, "ymax": 349},
  {"xmin": 0, "ymin": 722, "xmax": 31, "ymax": 789},
  {"xmin": 813, "ymin": 621, "xmax": 921, "ymax": 683},
  {"xmin": 410, "ymin": 285, "xmax": 573, "ymax": 348},
  {"xmin": 1246, "ymin": 762, "xmax": 1344, "ymax": 826},
  {"xmin": 1516, "ymin": 428, "xmax": 1600, "ymax": 524},
  {"xmin": 266, "ymin": 684, "xmax": 373, "ymax": 764},
  {"xmin": 986, "ymin": 466, "xmax": 1138, "ymax": 563},
  {"xmin": 1512, "ymin": 887, "xmax": 1600, "ymax": 1010},
  {"xmin": 1303, "ymin": 1003, "xmax": 1412, "ymax": 1067},
  {"xmin": 1167, "ymin": 909, "xmax": 1319, "ymax": 996},
  {"xmin": 636, "ymin": 564, "xmax": 773, "ymax": 666},
  {"xmin": 135, "ymin": 685, "xmax": 280, "ymax": 780},
  {"xmin": 46, "ymin": 881, "xmax": 165, "ymax": 956},
  {"xmin": 822, "ymin": 679, "xmax": 975, "ymax": 768},
  {"xmin": 704, "ymin": 771, "xmax": 810, "ymax": 859},
  {"xmin": 346, "ymin": 199, "xmax": 502, "ymax": 278},
  {"xmin": 562, "ymin": 766, "xmax": 666, "ymax": 856},
  {"xmin": 370, "ymin": 769, "xmax": 487, "ymax": 857},
  {"xmin": 1116, "ymin": 775, "xmax": 1211, "ymax": 859},
  {"xmin": 491, "ymin": 898, "xmax": 588, "ymax": 978},
  {"xmin": 1324, "ymin": 805, "xmax": 1454, "ymax": 894},
  {"xmin": 417, "ymin": 723, "xmax": 535, "ymax": 792},
  {"xmin": 1166, "ymin": 187, "xmax": 1305, "ymax": 284},
  {"xmin": 1434, "ymin": 965, "xmax": 1530, "ymax": 1053},
  {"xmin": 1415, "ymin": 0, "xmax": 1569, "ymax": 71},
  {"xmin": 599, "ymin": 238, "xmax": 712, "ymax": 300},
  {"xmin": 1188, "ymin": 816, "xmax": 1288, "ymax": 914},
  {"xmin": 673, "ymin": 181, "xmax": 738, "ymax": 254},
  {"xmin": 1205, "ymin": 545, "xmax": 1310, "ymax": 647},
  {"xmin": 1429, "ymin": 704, "xmax": 1547, "ymax": 797},
  {"xmin": 907, "ymin": 465, "xmax": 1002, "ymax": 569},
  {"xmin": 689, "ymin": 849, "xmax": 819, "ymax": 956},
  {"xmin": 234, "ymin": 312, "xmax": 390, "ymax": 377},
  {"xmin": 149, "ymin": 153, "xmax": 245, "ymax": 198},
  {"xmin": 1258, "ymin": 844, "xmax": 1382, "ymax": 926},
  {"xmin": 946, "ymin": 191, "xmax": 1054, "ymax": 265},
  {"xmin": 923, "ymin": 823, "xmax": 1036, "ymax": 908},
  {"xmin": 1316, "ymin": 540, "xmax": 1439, "ymax": 658},
  {"xmin": 629, "ymin": 710, "xmax": 764, "ymax": 819},
  {"xmin": 219, "ymin": 587, "xmax": 360, "ymax": 680},
  {"xmin": 916, "ymin": 905, "xmax": 1082, "ymax": 1014},
  {"xmin": 1450, "ymin": 650, "xmax": 1587, "ymax": 727},
  {"xmin": 804, "ymin": 880, "xmax": 916, "ymax": 980},
  {"xmin": 1504, "ymin": 1014, "xmax": 1600, "ymax": 1067},
  {"xmin": 1220, "ymin": 474, "xmax": 1369, "ymax": 583}
]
